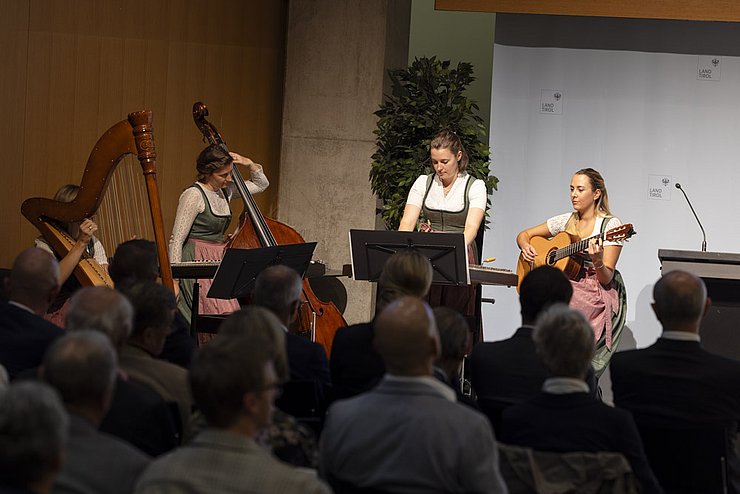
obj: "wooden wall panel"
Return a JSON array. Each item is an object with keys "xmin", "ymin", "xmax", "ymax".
[
  {"xmin": 436, "ymin": 0, "xmax": 740, "ymax": 22},
  {"xmin": 1, "ymin": 0, "xmax": 287, "ymax": 268}
]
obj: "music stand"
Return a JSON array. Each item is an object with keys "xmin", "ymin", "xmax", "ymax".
[
  {"xmin": 349, "ymin": 229, "xmax": 469, "ymax": 285},
  {"xmin": 207, "ymin": 242, "xmax": 317, "ymax": 299}
]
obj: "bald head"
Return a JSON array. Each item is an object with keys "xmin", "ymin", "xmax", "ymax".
[
  {"xmin": 8, "ymin": 248, "xmax": 60, "ymax": 314},
  {"xmin": 374, "ymin": 297, "xmax": 439, "ymax": 376},
  {"xmin": 253, "ymin": 265, "xmax": 302, "ymax": 324},
  {"xmin": 66, "ymin": 287, "xmax": 133, "ymax": 350},
  {"xmin": 652, "ymin": 270, "xmax": 709, "ymax": 332}
]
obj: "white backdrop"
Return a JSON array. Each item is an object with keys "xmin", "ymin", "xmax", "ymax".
[{"xmin": 482, "ymin": 42, "xmax": 740, "ymax": 348}]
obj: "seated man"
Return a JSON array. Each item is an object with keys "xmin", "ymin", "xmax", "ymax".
[
  {"xmin": 117, "ymin": 281, "xmax": 191, "ymax": 437},
  {"xmin": 471, "ymin": 266, "xmax": 596, "ymax": 425},
  {"xmin": 0, "ymin": 248, "xmax": 64, "ymax": 380},
  {"xmin": 320, "ymin": 297, "xmax": 507, "ymax": 493},
  {"xmin": 0, "ymin": 381, "xmax": 67, "ymax": 494},
  {"xmin": 108, "ymin": 239, "xmax": 194, "ymax": 369},
  {"xmin": 500, "ymin": 304, "xmax": 661, "ymax": 493},
  {"xmin": 66, "ymin": 286, "xmax": 179, "ymax": 456},
  {"xmin": 432, "ymin": 306, "xmax": 478, "ymax": 409},
  {"xmin": 42, "ymin": 331, "xmax": 151, "ymax": 494},
  {"xmin": 253, "ymin": 265, "xmax": 331, "ymax": 399},
  {"xmin": 135, "ymin": 315, "xmax": 331, "ymax": 494},
  {"xmin": 611, "ymin": 270, "xmax": 740, "ymax": 489},
  {"xmin": 330, "ymin": 250, "xmax": 433, "ymax": 400}
]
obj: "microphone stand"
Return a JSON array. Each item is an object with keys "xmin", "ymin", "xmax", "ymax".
[{"xmin": 675, "ymin": 183, "xmax": 707, "ymax": 252}]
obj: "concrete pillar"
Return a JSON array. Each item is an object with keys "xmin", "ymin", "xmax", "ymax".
[{"xmin": 279, "ymin": 0, "xmax": 411, "ymax": 324}]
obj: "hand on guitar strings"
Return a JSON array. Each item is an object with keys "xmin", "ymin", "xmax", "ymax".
[
  {"xmin": 587, "ymin": 236, "xmax": 604, "ymax": 266},
  {"xmin": 520, "ymin": 243, "xmax": 538, "ymax": 263}
]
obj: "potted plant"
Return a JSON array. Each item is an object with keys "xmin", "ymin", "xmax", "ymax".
[{"xmin": 370, "ymin": 56, "xmax": 498, "ymax": 231}]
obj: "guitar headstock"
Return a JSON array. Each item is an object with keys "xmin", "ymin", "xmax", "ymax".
[{"xmin": 605, "ymin": 223, "xmax": 636, "ymax": 242}]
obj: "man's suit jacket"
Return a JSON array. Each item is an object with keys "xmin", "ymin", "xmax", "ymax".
[
  {"xmin": 470, "ymin": 327, "xmax": 547, "ymax": 405},
  {"xmin": 0, "ymin": 302, "xmax": 64, "ymax": 380},
  {"xmin": 119, "ymin": 344, "xmax": 192, "ymax": 436},
  {"xmin": 611, "ymin": 338, "xmax": 740, "ymax": 428},
  {"xmin": 500, "ymin": 392, "xmax": 662, "ymax": 493},
  {"xmin": 471, "ymin": 326, "xmax": 597, "ymax": 404},
  {"xmin": 329, "ymin": 321, "xmax": 385, "ymax": 401},
  {"xmin": 135, "ymin": 429, "xmax": 331, "ymax": 494},
  {"xmin": 285, "ymin": 332, "xmax": 330, "ymax": 393},
  {"xmin": 100, "ymin": 376, "xmax": 180, "ymax": 456},
  {"xmin": 54, "ymin": 414, "xmax": 150, "ymax": 494},
  {"xmin": 319, "ymin": 377, "xmax": 508, "ymax": 493}
]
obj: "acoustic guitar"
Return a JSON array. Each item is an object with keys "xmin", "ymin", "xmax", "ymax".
[{"xmin": 516, "ymin": 223, "xmax": 636, "ymax": 292}]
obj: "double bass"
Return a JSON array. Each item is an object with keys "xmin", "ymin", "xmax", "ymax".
[{"xmin": 192, "ymin": 102, "xmax": 346, "ymax": 356}]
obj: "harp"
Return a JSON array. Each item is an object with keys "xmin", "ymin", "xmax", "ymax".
[{"xmin": 21, "ymin": 111, "xmax": 175, "ymax": 293}]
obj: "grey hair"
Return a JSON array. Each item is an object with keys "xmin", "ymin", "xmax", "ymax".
[
  {"xmin": 534, "ymin": 304, "xmax": 595, "ymax": 379},
  {"xmin": 66, "ymin": 286, "xmax": 134, "ymax": 349},
  {"xmin": 253, "ymin": 265, "xmax": 303, "ymax": 322},
  {"xmin": 42, "ymin": 330, "xmax": 118, "ymax": 408},
  {"xmin": 0, "ymin": 381, "xmax": 68, "ymax": 487}
]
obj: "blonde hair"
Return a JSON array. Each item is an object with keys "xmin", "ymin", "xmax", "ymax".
[
  {"xmin": 52, "ymin": 184, "xmax": 83, "ymax": 240},
  {"xmin": 564, "ymin": 168, "xmax": 613, "ymax": 237},
  {"xmin": 430, "ymin": 129, "xmax": 469, "ymax": 173}
]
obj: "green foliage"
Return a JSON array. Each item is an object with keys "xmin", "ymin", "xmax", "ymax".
[{"xmin": 370, "ymin": 56, "xmax": 498, "ymax": 230}]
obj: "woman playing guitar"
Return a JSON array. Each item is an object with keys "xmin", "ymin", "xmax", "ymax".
[{"xmin": 516, "ymin": 168, "xmax": 629, "ymax": 377}]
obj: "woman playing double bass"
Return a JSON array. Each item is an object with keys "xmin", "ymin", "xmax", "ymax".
[{"xmin": 169, "ymin": 144, "xmax": 269, "ymax": 324}]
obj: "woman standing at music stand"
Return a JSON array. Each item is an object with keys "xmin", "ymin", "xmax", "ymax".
[
  {"xmin": 398, "ymin": 129, "xmax": 487, "ymax": 336},
  {"xmin": 516, "ymin": 168, "xmax": 627, "ymax": 376},
  {"xmin": 169, "ymin": 144, "xmax": 269, "ymax": 331}
]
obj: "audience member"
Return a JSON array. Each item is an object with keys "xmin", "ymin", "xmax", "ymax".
[
  {"xmin": 500, "ymin": 304, "xmax": 661, "ymax": 493},
  {"xmin": 135, "ymin": 316, "xmax": 331, "ymax": 494},
  {"xmin": 117, "ymin": 281, "xmax": 191, "ymax": 437},
  {"xmin": 320, "ymin": 297, "xmax": 507, "ymax": 493},
  {"xmin": 253, "ymin": 265, "xmax": 331, "ymax": 398},
  {"xmin": 42, "ymin": 331, "xmax": 150, "ymax": 494},
  {"xmin": 471, "ymin": 266, "xmax": 596, "ymax": 428},
  {"xmin": 611, "ymin": 270, "xmax": 740, "ymax": 489},
  {"xmin": 109, "ymin": 239, "xmax": 194, "ymax": 368},
  {"xmin": 219, "ymin": 307, "xmax": 319, "ymax": 468},
  {"xmin": 0, "ymin": 381, "xmax": 68, "ymax": 494},
  {"xmin": 0, "ymin": 248, "xmax": 64, "ymax": 380},
  {"xmin": 66, "ymin": 286, "xmax": 179, "ymax": 456},
  {"xmin": 330, "ymin": 250, "xmax": 433, "ymax": 400},
  {"xmin": 432, "ymin": 306, "xmax": 478, "ymax": 409}
]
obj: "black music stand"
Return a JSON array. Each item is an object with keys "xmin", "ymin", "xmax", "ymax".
[
  {"xmin": 190, "ymin": 243, "xmax": 317, "ymax": 337},
  {"xmin": 349, "ymin": 229, "xmax": 469, "ymax": 285}
]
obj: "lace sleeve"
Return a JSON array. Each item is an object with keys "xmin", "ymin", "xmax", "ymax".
[
  {"xmin": 546, "ymin": 213, "xmax": 572, "ymax": 236},
  {"xmin": 246, "ymin": 164, "xmax": 269, "ymax": 195},
  {"xmin": 169, "ymin": 188, "xmax": 204, "ymax": 262},
  {"xmin": 92, "ymin": 239, "xmax": 108, "ymax": 265}
]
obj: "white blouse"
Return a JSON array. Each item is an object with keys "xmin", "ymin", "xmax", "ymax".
[
  {"xmin": 168, "ymin": 167, "xmax": 269, "ymax": 262},
  {"xmin": 406, "ymin": 173, "xmax": 487, "ymax": 212},
  {"xmin": 35, "ymin": 236, "xmax": 108, "ymax": 265}
]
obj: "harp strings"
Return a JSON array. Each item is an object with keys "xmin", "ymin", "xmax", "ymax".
[{"xmin": 97, "ymin": 154, "xmax": 155, "ymax": 256}]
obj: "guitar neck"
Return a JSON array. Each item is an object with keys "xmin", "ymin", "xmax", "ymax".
[{"xmin": 552, "ymin": 232, "xmax": 602, "ymax": 262}]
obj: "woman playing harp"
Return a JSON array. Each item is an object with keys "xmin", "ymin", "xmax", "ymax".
[{"xmin": 34, "ymin": 184, "xmax": 108, "ymax": 327}]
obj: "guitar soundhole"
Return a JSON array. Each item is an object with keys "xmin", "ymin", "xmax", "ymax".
[{"xmin": 547, "ymin": 252, "xmax": 556, "ymax": 265}]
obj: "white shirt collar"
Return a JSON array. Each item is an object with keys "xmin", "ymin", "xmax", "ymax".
[
  {"xmin": 384, "ymin": 374, "xmax": 457, "ymax": 402},
  {"xmin": 542, "ymin": 377, "xmax": 589, "ymax": 394},
  {"xmin": 8, "ymin": 300, "xmax": 35, "ymax": 315},
  {"xmin": 661, "ymin": 331, "xmax": 700, "ymax": 342}
]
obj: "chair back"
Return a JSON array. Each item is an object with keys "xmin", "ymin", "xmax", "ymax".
[
  {"xmin": 497, "ymin": 442, "xmax": 640, "ymax": 494},
  {"xmin": 276, "ymin": 379, "xmax": 323, "ymax": 435},
  {"xmin": 637, "ymin": 423, "xmax": 730, "ymax": 494}
]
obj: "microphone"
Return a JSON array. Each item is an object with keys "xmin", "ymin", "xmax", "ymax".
[{"xmin": 675, "ymin": 182, "xmax": 707, "ymax": 252}]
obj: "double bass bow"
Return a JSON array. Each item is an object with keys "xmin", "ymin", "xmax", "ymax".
[{"xmin": 192, "ymin": 102, "xmax": 346, "ymax": 357}]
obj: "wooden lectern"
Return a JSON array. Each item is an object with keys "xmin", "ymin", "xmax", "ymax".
[{"xmin": 658, "ymin": 249, "xmax": 740, "ymax": 361}]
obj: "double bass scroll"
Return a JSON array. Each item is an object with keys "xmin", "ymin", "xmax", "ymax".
[{"xmin": 191, "ymin": 102, "xmax": 347, "ymax": 356}]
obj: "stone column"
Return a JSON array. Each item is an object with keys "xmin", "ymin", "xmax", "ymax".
[{"xmin": 279, "ymin": 0, "xmax": 411, "ymax": 324}]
